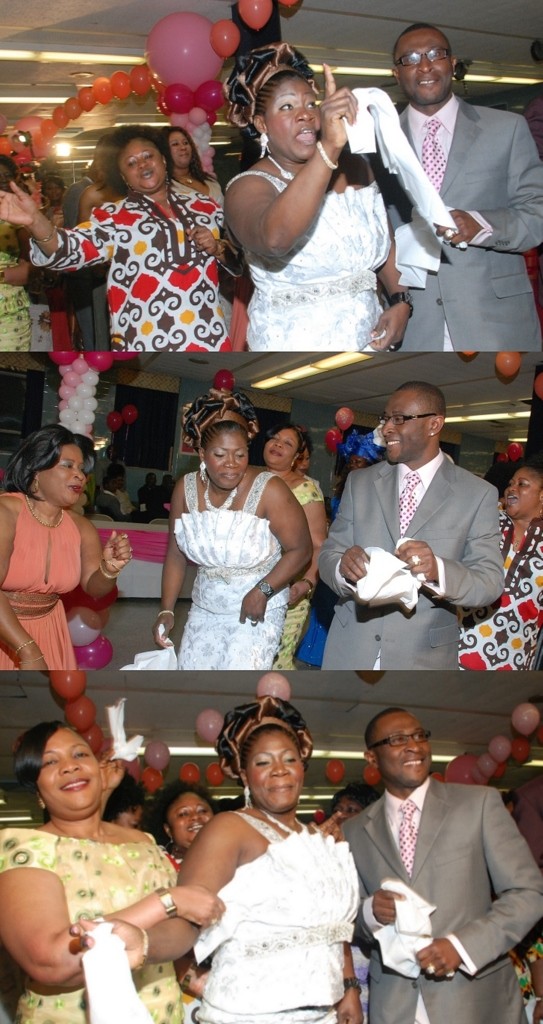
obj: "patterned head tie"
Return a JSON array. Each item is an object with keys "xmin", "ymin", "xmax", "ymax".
[
  {"xmin": 224, "ymin": 41, "xmax": 318, "ymax": 138},
  {"xmin": 182, "ymin": 386, "xmax": 260, "ymax": 450},
  {"xmin": 217, "ymin": 695, "xmax": 314, "ymax": 779}
]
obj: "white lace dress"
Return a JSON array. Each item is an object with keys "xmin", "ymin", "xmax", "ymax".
[
  {"xmin": 226, "ymin": 174, "xmax": 390, "ymax": 351},
  {"xmin": 194, "ymin": 814, "xmax": 360, "ymax": 1024},
  {"xmin": 174, "ymin": 472, "xmax": 288, "ymax": 669}
]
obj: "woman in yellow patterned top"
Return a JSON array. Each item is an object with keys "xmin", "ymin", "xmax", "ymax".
[
  {"xmin": 0, "ymin": 156, "xmax": 31, "ymax": 350},
  {"xmin": 263, "ymin": 424, "xmax": 327, "ymax": 669},
  {"xmin": 0, "ymin": 720, "xmax": 224, "ymax": 1024}
]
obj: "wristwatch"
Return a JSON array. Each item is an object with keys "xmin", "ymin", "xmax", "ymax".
[
  {"xmin": 256, "ymin": 579, "xmax": 274, "ymax": 598},
  {"xmin": 155, "ymin": 887, "xmax": 178, "ymax": 918},
  {"xmin": 388, "ymin": 291, "xmax": 414, "ymax": 318}
]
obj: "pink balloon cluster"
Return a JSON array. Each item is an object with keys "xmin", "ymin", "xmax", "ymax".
[
  {"xmin": 445, "ymin": 702, "xmax": 541, "ymax": 786},
  {"xmin": 324, "ymin": 407, "xmax": 355, "ymax": 454}
]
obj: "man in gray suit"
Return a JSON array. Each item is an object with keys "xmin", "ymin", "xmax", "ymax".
[
  {"xmin": 319, "ymin": 381, "xmax": 503, "ymax": 669},
  {"xmin": 385, "ymin": 22, "xmax": 543, "ymax": 350},
  {"xmin": 344, "ymin": 707, "xmax": 543, "ymax": 1024}
]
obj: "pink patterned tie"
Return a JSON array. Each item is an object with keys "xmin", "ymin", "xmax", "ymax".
[
  {"xmin": 399, "ymin": 798, "xmax": 418, "ymax": 876},
  {"xmin": 421, "ymin": 117, "xmax": 446, "ymax": 191},
  {"xmin": 399, "ymin": 471, "xmax": 421, "ymax": 537}
]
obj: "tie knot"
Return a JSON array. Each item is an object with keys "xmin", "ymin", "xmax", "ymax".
[
  {"xmin": 426, "ymin": 117, "xmax": 441, "ymax": 137},
  {"xmin": 401, "ymin": 798, "xmax": 417, "ymax": 822},
  {"xmin": 402, "ymin": 471, "xmax": 421, "ymax": 494}
]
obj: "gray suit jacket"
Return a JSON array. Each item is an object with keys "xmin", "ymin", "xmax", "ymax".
[
  {"xmin": 384, "ymin": 100, "xmax": 543, "ymax": 350},
  {"xmin": 344, "ymin": 780, "xmax": 543, "ymax": 1024},
  {"xmin": 319, "ymin": 458, "xmax": 503, "ymax": 669}
]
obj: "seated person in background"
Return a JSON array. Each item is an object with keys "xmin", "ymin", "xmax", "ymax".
[
  {"xmin": 137, "ymin": 472, "xmax": 169, "ymax": 521},
  {"xmin": 96, "ymin": 464, "xmax": 134, "ymax": 520}
]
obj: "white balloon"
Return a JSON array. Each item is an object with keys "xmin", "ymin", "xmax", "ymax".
[
  {"xmin": 59, "ymin": 408, "xmax": 76, "ymax": 425},
  {"xmin": 76, "ymin": 384, "xmax": 93, "ymax": 398},
  {"xmin": 83, "ymin": 397, "xmax": 97, "ymax": 410},
  {"xmin": 79, "ymin": 409, "xmax": 95, "ymax": 424},
  {"xmin": 68, "ymin": 396, "xmax": 83, "ymax": 411},
  {"xmin": 82, "ymin": 370, "xmax": 99, "ymax": 386}
]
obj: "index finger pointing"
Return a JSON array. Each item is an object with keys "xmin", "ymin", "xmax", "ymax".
[{"xmin": 323, "ymin": 63, "xmax": 337, "ymax": 99}]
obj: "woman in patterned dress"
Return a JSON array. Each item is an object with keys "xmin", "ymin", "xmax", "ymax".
[
  {"xmin": 0, "ymin": 721, "xmax": 224, "ymax": 1024},
  {"xmin": 0, "ymin": 155, "xmax": 31, "ymax": 350},
  {"xmin": 459, "ymin": 454, "xmax": 543, "ymax": 669},
  {"xmin": 0, "ymin": 126, "xmax": 240, "ymax": 351}
]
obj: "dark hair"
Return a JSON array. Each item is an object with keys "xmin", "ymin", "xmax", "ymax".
[
  {"xmin": 392, "ymin": 23, "xmax": 451, "ymax": 59},
  {"xmin": 4, "ymin": 424, "xmax": 95, "ymax": 498},
  {"xmin": 264, "ymin": 422, "xmax": 306, "ymax": 456},
  {"xmin": 14, "ymin": 721, "xmax": 73, "ymax": 792},
  {"xmin": 393, "ymin": 381, "xmax": 446, "ymax": 417},
  {"xmin": 144, "ymin": 780, "xmax": 216, "ymax": 848},
  {"xmin": 521, "ymin": 453, "xmax": 543, "ymax": 486},
  {"xmin": 0, "ymin": 155, "xmax": 18, "ymax": 179},
  {"xmin": 225, "ymin": 42, "xmax": 317, "ymax": 140},
  {"xmin": 183, "ymin": 387, "xmax": 259, "ymax": 450},
  {"xmin": 103, "ymin": 774, "xmax": 145, "ymax": 823},
  {"xmin": 101, "ymin": 125, "xmax": 172, "ymax": 197},
  {"xmin": 330, "ymin": 782, "xmax": 380, "ymax": 815},
  {"xmin": 295, "ymin": 426, "xmax": 313, "ymax": 458},
  {"xmin": 42, "ymin": 174, "xmax": 66, "ymax": 191},
  {"xmin": 162, "ymin": 126, "xmax": 212, "ymax": 186},
  {"xmin": 364, "ymin": 707, "xmax": 411, "ymax": 749},
  {"xmin": 104, "ymin": 462, "xmax": 126, "ymax": 484}
]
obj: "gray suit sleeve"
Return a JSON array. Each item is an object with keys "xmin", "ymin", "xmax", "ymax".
[
  {"xmin": 479, "ymin": 115, "xmax": 543, "ymax": 251},
  {"xmin": 439, "ymin": 481, "xmax": 503, "ymax": 607},
  {"xmin": 318, "ymin": 472, "xmax": 356, "ymax": 596}
]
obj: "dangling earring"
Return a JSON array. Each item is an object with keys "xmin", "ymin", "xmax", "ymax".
[
  {"xmin": 200, "ymin": 460, "xmax": 207, "ymax": 483},
  {"xmin": 31, "ymin": 476, "xmax": 39, "ymax": 495},
  {"xmin": 244, "ymin": 785, "xmax": 252, "ymax": 808},
  {"xmin": 259, "ymin": 132, "xmax": 269, "ymax": 158}
]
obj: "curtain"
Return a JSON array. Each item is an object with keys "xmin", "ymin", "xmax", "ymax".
[{"xmin": 113, "ymin": 384, "xmax": 177, "ymax": 470}]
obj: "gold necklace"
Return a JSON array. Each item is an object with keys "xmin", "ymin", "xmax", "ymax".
[{"xmin": 25, "ymin": 494, "xmax": 63, "ymax": 528}]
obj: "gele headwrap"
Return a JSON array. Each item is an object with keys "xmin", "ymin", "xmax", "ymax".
[
  {"xmin": 225, "ymin": 42, "xmax": 318, "ymax": 137},
  {"xmin": 217, "ymin": 695, "xmax": 313, "ymax": 779},
  {"xmin": 183, "ymin": 387, "xmax": 260, "ymax": 449}
]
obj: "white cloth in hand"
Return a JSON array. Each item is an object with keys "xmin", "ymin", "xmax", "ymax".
[
  {"xmin": 82, "ymin": 922, "xmax": 154, "ymax": 1024},
  {"xmin": 344, "ymin": 546, "xmax": 421, "ymax": 610},
  {"xmin": 375, "ymin": 878, "xmax": 436, "ymax": 978},
  {"xmin": 105, "ymin": 697, "xmax": 143, "ymax": 761},
  {"xmin": 120, "ymin": 648, "xmax": 178, "ymax": 671}
]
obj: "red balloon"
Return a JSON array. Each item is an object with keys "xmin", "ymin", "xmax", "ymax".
[
  {"xmin": 238, "ymin": 0, "xmax": 273, "ymax": 31},
  {"xmin": 205, "ymin": 762, "xmax": 225, "ymax": 786},
  {"xmin": 194, "ymin": 80, "xmax": 224, "ymax": 113},
  {"xmin": 210, "ymin": 19, "xmax": 241, "ymax": 59},
  {"xmin": 335, "ymin": 407, "xmax": 354, "ymax": 430},
  {"xmin": 106, "ymin": 411, "xmax": 123, "ymax": 432},
  {"xmin": 52, "ymin": 106, "xmax": 69, "ymax": 129},
  {"xmin": 85, "ymin": 351, "xmax": 114, "ymax": 371},
  {"xmin": 64, "ymin": 97, "xmax": 82, "ymax": 121},
  {"xmin": 496, "ymin": 452, "xmax": 509, "ymax": 462},
  {"xmin": 49, "ymin": 352, "xmax": 77, "ymax": 366},
  {"xmin": 0, "ymin": 137, "xmax": 13, "ymax": 156},
  {"xmin": 325, "ymin": 758, "xmax": 345, "ymax": 784},
  {"xmin": 430, "ymin": 771, "xmax": 445, "ymax": 782},
  {"xmin": 65, "ymin": 695, "xmax": 97, "ymax": 733},
  {"xmin": 121, "ymin": 404, "xmax": 138, "ymax": 425},
  {"xmin": 62, "ymin": 584, "xmax": 119, "ymax": 614},
  {"xmin": 495, "ymin": 351, "xmax": 522, "ymax": 377},
  {"xmin": 130, "ymin": 65, "xmax": 152, "ymax": 97},
  {"xmin": 511, "ymin": 737, "xmax": 531, "ymax": 763},
  {"xmin": 142, "ymin": 766, "xmax": 163, "ymax": 793},
  {"xmin": 92, "ymin": 77, "xmax": 113, "ymax": 105},
  {"xmin": 40, "ymin": 118, "xmax": 58, "ymax": 140},
  {"xmin": 49, "ymin": 670, "xmax": 87, "ymax": 701},
  {"xmin": 213, "ymin": 369, "xmax": 235, "ymax": 391},
  {"xmin": 110, "ymin": 71, "xmax": 132, "ymax": 100},
  {"xmin": 157, "ymin": 95, "xmax": 171, "ymax": 116},
  {"xmin": 492, "ymin": 762, "xmax": 506, "ymax": 779},
  {"xmin": 279, "ymin": 0, "xmax": 299, "ymax": 5},
  {"xmin": 506, "ymin": 442, "xmax": 524, "ymax": 462},
  {"xmin": 313, "ymin": 808, "xmax": 326, "ymax": 824},
  {"xmin": 80, "ymin": 723, "xmax": 104, "ymax": 754},
  {"xmin": 164, "ymin": 83, "xmax": 194, "ymax": 115},
  {"xmin": 534, "ymin": 372, "xmax": 543, "ymax": 401},
  {"xmin": 325, "ymin": 427, "xmax": 343, "ymax": 454},
  {"xmin": 179, "ymin": 762, "xmax": 201, "ymax": 783},
  {"xmin": 112, "ymin": 352, "xmax": 137, "ymax": 362},
  {"xmin": 206, "ymin": 111, "xmax": 218, "ymax": 127},
  {"xmin": 78, "ymin": 87, "xmax": 97, "ymax": 112},
  {"xmin": 444, "ymin": 753, "xmax": 478, "ymax": 784},
  {"xmin": 363, "ymin": 764, "xmax": 381, "ymax": 786}
]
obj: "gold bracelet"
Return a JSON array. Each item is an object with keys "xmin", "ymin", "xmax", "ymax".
[
  {"xmin": 316, "ymin": 141, "xmax": 338, "ymax": 171},
  {"xmin": 133, "ymin": 927, "xmax": 149, "ymax": 970},
  {"xmin": 158, "ymin": 609, "xmax": 175, "ymax": 617},
  {"xmin": 19, "ymin": 652, "xmax": 45, "ymax": 664},
  {"xmin": 300, "ymin": 577, "xmax": 314, "ymax": 600},
  {"xmin": 33, "ymin": 225, "xmax": 57, "ymax": 244},
  {"xmin": 15, "ymin": 638, "xmax": 38, "ymax": 655},
  {"xmin": 99, "ymin": 559, "xmax": 120, "ymax": 580}
]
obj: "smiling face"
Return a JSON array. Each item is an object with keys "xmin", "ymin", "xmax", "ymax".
[
  {"xmin": 381, "ymin": 389, "xmax": 443, "ymax": 469},
  {"xmin": 263, "ymin": 428, "xmax": 301, "ymax": 474},
  {"xmin": 200, "ymin": 427, "xmax": 249, "ymax": 494},
  {"xmin": 365, "ymin": 711, "xmax": 432, "ymax": 800},
  {"xmin": 164, "ymin": 792, "xmax": 214, "ymax": 854},
  {"xmin": 34, "ymin": 444, "xmax": 87, "ymax": 508},
  {"xmin": 255, "ymin": 77, "xmax": 319, "ymax": 169},
  {"xmin": 37, "ymin": 728, "xmax": 102, "ymax": 820},
  {"xmin": 393, "ymin": 26, "xmax": 456, "ymax": 116},
  {"xmin": 168, "ymin": 130, "xmax": 193, "ymax": 173},
  {"xmin": 118, "ymin": 138, "xmax": 168, "ymax": 196},
  {"xmin": 240, "ymin": 728, "xmax": 305, "ymax": 816},
  {"xmin": 504, "ymin": 467, "xmax": 543, "ymax": 523}
]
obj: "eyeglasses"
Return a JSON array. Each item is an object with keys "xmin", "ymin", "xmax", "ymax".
[
  {"xmin": 368, "ymin": 729, "xmax": 431, "ymax": 750},
  {"xmin": 394, "ymin": 47, "xmax": 451, "ymax": 68},
  {"xmin": 378, "ymin": 412, "xmax": 436, "ymax": 426}
]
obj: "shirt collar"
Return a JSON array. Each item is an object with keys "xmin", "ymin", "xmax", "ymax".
[
  {"xmin": 398, "ymin": 449, "xmax": 445, "ymax": 491},
  {"xmin": 385, "ymin": 775, "xmax": 431, "ymax": 818},
  {"xmin": 407, "ymin": 94, "xmax": 459, "ymax": 138}
]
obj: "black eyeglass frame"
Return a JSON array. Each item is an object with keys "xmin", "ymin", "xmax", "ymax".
[
  {"xmin": 378, "ymin": 412, "xmax": 437, "ymax": 426},
  {"xmin": 394, "ymin": 47, "xmax": 451, "ymax": 68},
  {"xmin": 368, "ymin": 729, "xmax": 431, "ymax": 750}
]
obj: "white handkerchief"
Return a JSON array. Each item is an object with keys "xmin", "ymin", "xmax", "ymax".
[
  {"xmin": 83, "ymin": 922, "xmax": 154, "ymax": 1024},
  {"xmin": 345, "ymin": 547, "xmax": 421, "ymax": 610},
  {"xmin": 120, "ymin": 648, "xmax": 178, "ymax": 671},
  {"xmin": 105, "ymin": 698, "xmax": 143, "ymax": 761},
  {"xmin": 375, "ymin": 878, "xmax": 436, "ymax": 979}
]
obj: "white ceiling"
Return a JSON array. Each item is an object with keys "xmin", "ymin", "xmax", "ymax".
[{"xmin": 1, "ymin": 0, "xmax": 542, "ymax": 168}]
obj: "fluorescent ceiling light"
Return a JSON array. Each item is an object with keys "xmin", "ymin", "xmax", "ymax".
[
  {"xmin": 252, "ymin": 353, "xmax": 371, "ymax": 389},
  {"xmin": 0, "ymin": 815, "xmax": 32, "ymax": 822},
  {"xmin": 447, "ymin": 411, "xmax": 530, "ymax": 423},
  {"xmin": 0, "ymin": 49, "xmax": 141, "ymax": 65},
  {"xmin": 0, "ymin": 96, "xmax": 69, "ymax": 104},
  {"xmin": 309, "ymin": 64, "xmax": 543, "ymax": 86}
]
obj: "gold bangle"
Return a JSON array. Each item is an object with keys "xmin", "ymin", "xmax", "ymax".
[
  {"xmin": 99, "ymin": 559, "xmax": 120, "ymax": 580},
  {"xmin": 158, "ymin": 609, "xmax": 175, "ymax": 618},
  {"xmin": 300, "ymin": 577, "xmax": 314, "ymax": 600},
  {"xmin": 134, "ymin": 926, "xmax": 149, "ymax": 970},
  {"xmin": 33, "ymin": 225, "xmax": 57, "ymax": 244},
  {"xmin": 15, "ymin": 638, "xmax": 38, "ymax": 655},
  {"xmin": 18, "ymin": 653, "xmax": 45, "ymax": 664},
  {"xmin": 155, "ymin": 887, "xmax": 178, "ymax": 918},
  {"xmin": 316, "ymin": 141, "xmax": 338, "ymax": 171}
]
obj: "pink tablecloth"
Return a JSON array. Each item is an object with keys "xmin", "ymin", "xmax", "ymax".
[{"xmin": 96, "ymin": 527, "xmax": 168, "ymax": 564}]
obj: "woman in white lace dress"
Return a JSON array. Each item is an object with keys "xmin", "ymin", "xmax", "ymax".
[
  {"xmin": 152, "ymin": 388, "xmax": 311, "ymax": 670},
  {"xmin": 224, "ymin": 42, "xmax": 412, "ymax": 353},
  {"xmin": 81, "ymin": 696, "xmax": 363, "ymax": 1024}
]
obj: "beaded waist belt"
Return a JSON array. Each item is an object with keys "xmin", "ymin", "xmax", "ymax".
[
  {"xmin": 200, "ymin": 554, "xmax": 278, "ymax": 584},
  {"xmin": 237, "ymin": 921, "xmax": 353, "ymax": 958},
  {"xmin": 269, "ymin": 269, "xmax": 377, "ymax": 308},
  {"xmin": 6, "ymin": 592, "xmax": 60, "ymax": 618}
]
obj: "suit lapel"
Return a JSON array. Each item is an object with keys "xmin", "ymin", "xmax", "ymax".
[
  {"xmin": 404, "ymin": 460, "xmax": 454, "ymax": 538},
  {"xmin": 411, "ymin": 779, "xmax": 449, "ymax": 881},
  {"xmin": 363, "ymin": 798, "xmax": 410, "ymax": 881},
  {"xmin": 373, "ymin": 463, "xmax": 401, "ymax": 541},
  {"xmin": 441, "ymin": 101, "xmax": 481, "ymax": 197}
]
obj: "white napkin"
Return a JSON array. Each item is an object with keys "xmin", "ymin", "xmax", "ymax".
[
  {"xmin": 344, "ymin": 88, "xmax": 459, "ymax": 287},
  {"xmin": 82, "ymin": 922, "xmax": 154, "ymax": 1024},
  {"xmin": 345, "ymin": 546, "xmax": 421, "ymax": 610},
  {"xmin": 374, "ymin": 878, "xmax": 436, "ymax": 978},
  {"xmin": 105, "ymin": 698, "xmax": 143, "ymax": 761},
  {"xmin": 120, "ymin": 648, "xmax": 178, "ymax": 671}
]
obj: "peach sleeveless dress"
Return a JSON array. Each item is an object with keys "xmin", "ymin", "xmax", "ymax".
[{"xmin": 0, "ymin": 493, "xmax": 81, "ymax": 669}]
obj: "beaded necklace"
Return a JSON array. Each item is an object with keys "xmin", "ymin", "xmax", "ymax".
[
  {"xmin": 267, "ymin": 154, "xmax": 295, "ymax": 181},
  {"xmin": 203, "ymin": 480, "xmax": 238, "ymax": 512}
]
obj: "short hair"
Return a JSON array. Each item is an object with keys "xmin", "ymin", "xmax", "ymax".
[
  {"xmin": 330, "ymin": 782, "xmax": 380, "ymax": 814},
  {"xmin": 4, "ymin": 424, "xmax": 95, "ymax": 498},
  {"xmin": 14, "ymin": 721, "xmax": 71, "ymax": 792},
  {"xmin": 392, "ymin": 23, "xmax": 451, "ymax": 59},
  {"xmin": 264, "ymin": 422, "xmax": 306, "ymax": 456},
  {"xmin": 103, "ymin": 775, "xmax": 145, "ymax": 822},
  {"xmin": 393, "ymin": 381, "xmax": 446, "ymax": 417},
  {"xmin": 143, "ymin": 779, "xmax": 216, "ymax": 848},
  {"xmin": 364, "ymin": 707, "xmax": 410, "ymax": 749},
  {"xmin": 101, "ymin": 125, "xmax": 172, "ymax": 197}
]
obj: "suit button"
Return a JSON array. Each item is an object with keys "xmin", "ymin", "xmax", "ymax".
[
  {"xmin": 436, "ymin": 298, "xmax": 443, "ymax": 305},
  {"xmin": 375, "ymin": 634, "xmax": 381, "ymax": 641},
  {"xmin": 411, "ymin": 981, "xmax": 418, "ymax": 989}
]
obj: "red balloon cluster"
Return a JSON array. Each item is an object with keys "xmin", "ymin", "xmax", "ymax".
[
  {"xmin": 106, "ymin": 404, "xmax": 138, "ymax": 434},
  {"xmin": 325, "ymin": 428, "xmax": 343, "ymax": 454},
  {"xmin": 49, "ymin": 672, "xmax": 104, "ymax": 754},
  {"xmin": 445, "ymin": 701, "xmax": 541, "ymax": 786}
]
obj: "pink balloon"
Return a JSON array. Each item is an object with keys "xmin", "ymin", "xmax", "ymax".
[
  {"xmin": 15, "ymin": 115, "xmax": 43, "ymax": 135},
  {"xmin": 470, "ymin": 765, "xmax": 489, "ymax": 786},
  {"xmin": 85, "ymin": 352, "xmax": 114, "ymax": 372},
  {"xmin": 488, "ymin": 734, "xmax": 512, "ymax": 763},
  {"xmin": 477, "ymin": 752, "xmax": 498, "ymax": 778},
  {"xmin": 68, "ymin": 610, "xmax": 101, "ymax": 646},
  {"xmin": 164, "ymin": 83, "xmax": 194, "ymax": 114},
  {"xmin": 188, "ymin": 106, "xmax": 207, "ymax": 126},
  {"xmin": 75, "ymin": 634, "xmax": 113, "ymax": 670},
  {"xmin": 58, "ymin": 384, "xmax": 75, "ymax": 400},
  {"xmin": 256, "ymin": 673, "xmax": 292, "ymax": 700},
  {"xmin": 170, "ymin": 113, "xmax": 189, "ymax": 129},
  {"xmin": 194, "ymin": 80, "xmax": 224, "ymax": 112},
  {"xmin": 146, "ymin": 13, "xmax": 222, "ymax": 90},
  {"xmin": 63, "ymin": 370, "xmax": 80, "ymax": 388},
  {"xmin": 512, "ymin": 702, "xmax": 541, "ymax": 736},
  {"xmin": 335, "ymin": 407, "xmax": 354, "ymax": 430},
  {"xmin": 444, "ymin": 753, "xmax": 478, "ymax": 785},
  {"xmin": 144, "ymin": 740, "xmax": 170, "ymax": 771},
  {"xmin": 58, "ymin": 400, "xmax": 68, "ymax": 411},
  {"xmin": 195, "ymin": 708, "xmax": 224, "ymax": 743},
  {"xmin": 72, "ymin": 356, "xmax": 90, "ymax": 375}
]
